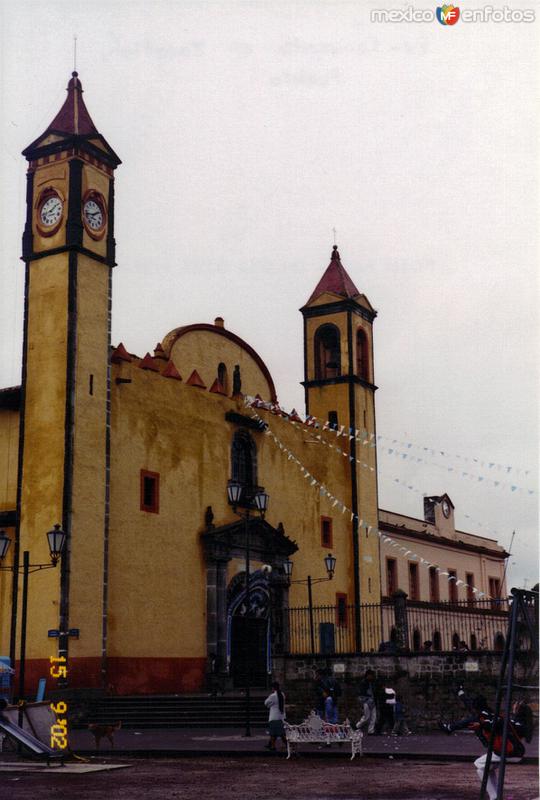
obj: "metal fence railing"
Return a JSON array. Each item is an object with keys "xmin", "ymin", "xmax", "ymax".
[{"xmin": 283, "ymin": 597, "xmax": 515, "ymax": 656}]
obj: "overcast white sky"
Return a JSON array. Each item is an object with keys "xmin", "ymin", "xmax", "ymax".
[{"xmin": 0, "ymin": 1, "xmax": 538, "ymax": 589}]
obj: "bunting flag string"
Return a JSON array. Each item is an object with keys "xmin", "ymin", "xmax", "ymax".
[
  {"xmin": 244, "ymin": 396, "xmax": 536, "ymax": 496},
  {"xmin": 247, "ymin": 397, "xmax": 507, "ymax": 544},
  {"xmin": 249, "ymin": 407, "xmax": 490, "ymax": 599}
]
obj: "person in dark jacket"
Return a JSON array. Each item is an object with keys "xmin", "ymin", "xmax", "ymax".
[
  {"xmin": 357, "ymin": 669, "xmax": 380, "ymax": 735},
  {"xmin": 440, "ymin": 689, "xmax": 533, "ymax": 800},
  {"xmin": 313, "ymin": 669, "xmax": 328, "ymax": 717}
]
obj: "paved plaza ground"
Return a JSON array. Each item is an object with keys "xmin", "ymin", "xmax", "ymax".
[{"xmin": 0, "ymin": 755, "xmax": 538, "ymax": 800}]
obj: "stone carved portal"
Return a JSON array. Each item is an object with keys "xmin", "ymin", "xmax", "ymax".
[{"xmin": 201, "ymin": 516, "xmax": 297, "ymax": 689}]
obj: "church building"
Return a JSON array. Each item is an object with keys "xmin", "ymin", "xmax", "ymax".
[{"xmin": 0, "ymin": 74, "xmax": 507, "ymax": 696}]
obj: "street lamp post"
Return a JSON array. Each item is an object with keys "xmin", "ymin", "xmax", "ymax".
[
  {"xmin": 227, "ymin": 482, "xmax": 269, "ymax": 738},
  {"xmin": 0, "ymin": 525, "xmax": 67, "ymax": 727},
  {"xmin": 283, "ymin": 553, "xmax": 336, "ymax": 654}
]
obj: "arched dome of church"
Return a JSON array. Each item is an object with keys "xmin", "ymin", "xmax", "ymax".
[{"xmin": 161, "ymin": 318, "xmax": 277, "ymax": 403}]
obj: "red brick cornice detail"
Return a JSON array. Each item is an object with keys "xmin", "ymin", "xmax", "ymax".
[
  {"xmin": 186, "ymin": 370, "xmax": 207, "ymax": 389},
  {"xmin": 139, "ymin": 353, "xmax": 160, "ymax": 371},
  {"xmin": 111, "ymin": 343, "xmax": 132, "ymax": 363},
  {"xmin": 162, "ymin": 360, "xmax": 182, "ymax": 380},
  {"xmin": 209, "ymin": 379, "xmax": 227, "ymax": 395},
  {"xmin": 153, "ymin": 343, "xmax": 167, "ymax": 360}
]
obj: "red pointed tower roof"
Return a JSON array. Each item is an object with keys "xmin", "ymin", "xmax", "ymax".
[
  {"xmin": 306, "ymin": 245, "xmax": 361, "ymax": 304},
  {"xmin": 23, "ymin": 72, "xmax": 121, "ymax": 166},
  {"xmin": 48, "ymin": 71, "xmax": 98, "ymax": 136}
]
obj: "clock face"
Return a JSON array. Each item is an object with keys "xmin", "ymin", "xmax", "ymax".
[
  {"xmin": 442, "ymin": 500, "xmax": 451, "ymax": 518},
  {"xmin": 83, "ymin": 198, "xmax": 105, "ymax": 232},
  {"xmin": 40, "ymin": 194, "xmax": 63, "ymax": 228}
]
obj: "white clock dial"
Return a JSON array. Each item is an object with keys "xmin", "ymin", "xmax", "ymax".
[
  {"xmin": 83, "ymin": 199, "xmax": 104, "ymax": 231},
  {"xmin": 442, "ymin": 500, "xmax": 450, "ymax": 518},
  {"xmin": 40, "ymin": 195, "xmax": 63, "ymax": 227}
]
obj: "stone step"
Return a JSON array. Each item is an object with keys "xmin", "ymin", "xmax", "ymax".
[{"xmin": 74, "ymin": 693, "xmax": 270, "ymax": 729}]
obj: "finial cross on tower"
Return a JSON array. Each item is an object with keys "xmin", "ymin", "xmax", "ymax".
[
  {"xmin": 73, "ymin": 35, "xmax": 78, "ymax": 73},
  {"xmin": 332, "ymin": 227, "xmax": 337, "ymax": 246}
]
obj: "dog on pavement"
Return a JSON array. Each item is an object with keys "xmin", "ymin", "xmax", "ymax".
[{"xmin": 88, "ymin": 720, "xmax": 122, "ymax": 750}]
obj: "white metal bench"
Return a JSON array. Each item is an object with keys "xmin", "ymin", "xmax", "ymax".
[{"xmin": 284, "ymin": 711, "xmax": 363, "ymax": 760}]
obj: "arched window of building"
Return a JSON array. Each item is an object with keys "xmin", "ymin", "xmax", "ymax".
[
  {"xmin": 390, "ymin": 626, "xmax": 397, "ymax": 644},
  {"xmin": 412, "ymin": 629, "xmax": 422, "ymax": 652},
  {"xmin": 494, "ymin": 633, "xmax": 505, "ymax": 652},
  {"xmin": 356, "ymin": 328, "xmax": 369, "ymax": 381},
  {"xmin": 433, "ymin": 631, "xmax": 442, "ymax": 651},
  {"xmin": 231, "ymin": 430, "xmax": 257, "ymax": 488},
  {"xmin": 218, "ymin": 362, "xmax": 228, "ymax": 393},
  {"xmin": 452, "ymin": 632, "xmax": 460, "ymax": 650},
  {"xmin": 470, "ymin": 633, "xmax": 478, "ymax": 651},
  {"xmin": 314, "ymin": 325, "xmax": 341, "ymax": 379}
]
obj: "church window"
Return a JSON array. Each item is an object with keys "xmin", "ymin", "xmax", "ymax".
[
  {"xmin": 314, "ymin": 325, "xmax": 341, "ymax": 379},
  {"xmin": 489, "ymin": 577, "xmax": 501, "ymax": 607},
  {"xmin": 356, "ymin": 328, "xmax": 369, "ymax": 381},
  {"xmin": 321, "ymin": 517, "xmax": 333, "ymax": 548},
  {"xmin": 448, "ymin": 569, "xmax": 458, "ymax": 603},
  {"xmin": 386, "ymin": 558, "xmax": 397, "ymax": 595},
  {"xmin": 408, "ymin": 562, "xmax": 419, "ymax": 601},
  {"xmin": 429, "ymin": 567, "xmax": 440, "ymax": 603},
  {"xmin": 466, "ymin": 573, "xmax": 475, "ymax": 606},
  {"xmin": 432, "ymin": 631, "xmax": 442, "ymax": 651},
  {"xmin": 412, "ymin": 628, "xmax": 422, "ymax": 651},
  {"xmin": 217, "ymin": 362, "xmax": 228, "ymax": 393},
  {"xmin": 231, "ymin": 430, "xmax": 257, "ymax": 488},
  {"xmin": 336, "ymin": 593, "xmax": 348, "ymax": 627},
  {"xmin": 140, "ymin": 469, "xmax": 159, "ymax": 513}
]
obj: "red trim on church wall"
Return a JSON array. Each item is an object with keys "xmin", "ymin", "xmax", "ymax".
[{"xmin": 17, "ymin": 657, "xmax": 206, "ymax": 696}]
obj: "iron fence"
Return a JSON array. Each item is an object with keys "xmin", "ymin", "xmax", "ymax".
[{"xmin": 283, "ymin": 597, "xmax": 514, "ymax": 656}]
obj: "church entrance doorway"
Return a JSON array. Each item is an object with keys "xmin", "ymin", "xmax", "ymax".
[
  {"xmin": 230, "ymin": 617, "xmax": 268, "ymax": 687},
  {"xmin": 228, "ymin": 571, "xmax": 270, "ymax": 688}
]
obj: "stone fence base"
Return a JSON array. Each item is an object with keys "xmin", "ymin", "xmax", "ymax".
[{"xmin": 272, "ymin": 652, "xmax": 538, "ymax": 730}]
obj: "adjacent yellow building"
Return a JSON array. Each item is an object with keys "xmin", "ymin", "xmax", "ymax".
[{"xmin": 0, "ymin": 74, "xmax": 507, "ymax": 696}]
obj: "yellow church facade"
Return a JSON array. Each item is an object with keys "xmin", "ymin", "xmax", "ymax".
[{"xmin": 0, "ymin": 74, "xmax": 506, "ymax": 697}]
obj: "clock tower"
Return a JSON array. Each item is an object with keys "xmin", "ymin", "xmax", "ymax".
[{"xmin": 13, "ymin": 73, "xmax": 121, "ymax": 688}]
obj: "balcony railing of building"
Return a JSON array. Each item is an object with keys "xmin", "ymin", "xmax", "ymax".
[{"xmin": 282, "ymin": 594, "xmax": 522, "ymax": 656}]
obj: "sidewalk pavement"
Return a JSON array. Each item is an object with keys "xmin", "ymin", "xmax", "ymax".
[{"xmin": 67, "ymin": 727, "xmax": 539, "ymax": 762}]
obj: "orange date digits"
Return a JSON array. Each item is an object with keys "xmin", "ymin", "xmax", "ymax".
[
  {"xmin": 49, "ymin": 665, "xmax": 67, "ymax": 678},
  {"xmin": 49, "ymin": 656, "xmax": 66, "ymax": 664},
  {"xmin": 51, "ymin": 722, "xmax": 68, "ymax": 736},
  {"xmin": 50, "ymin": 733, "xmax": 68, "ymax": 749},
  {"xmin": 50, "ymin": 701, "xmax": 68, "ymax": 715}
]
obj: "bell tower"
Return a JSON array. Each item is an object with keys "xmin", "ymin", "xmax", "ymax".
[
  {"xmin": 13, "ymin": 72, "xmax": 121, "ymax": 688},
  {"xmin": 301, "ymin": 245, "xmax": 380, "ymax": 648}
]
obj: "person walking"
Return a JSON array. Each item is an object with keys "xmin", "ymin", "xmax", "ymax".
[
  {"xmin": 391, "ymin": 697, "xmax": 410, "ymax": 736},
  {"xmin": 323, "ymin": 688, "xmax": 338, "ymax": 724},
  {"xmin": 264, "ymin": 681, "xmax": 287, "ymax": 751},
  {"xmin": 357, "ymin": 669, "xmax": 379, "ymax": 735},
  {"xmin": 326, "ymin": 673, "xmax": 342, "ymax": 719},
  {"xmin": 378, "ymin": 686, "xmax": 397, "ymax": 735},
  {"xmin": 313, "ymin": 669, "xmax": 329, "ymax": 717},
  {"xmin": 440, "ymin": 690, "xmax": 533, "ymax": 800}
]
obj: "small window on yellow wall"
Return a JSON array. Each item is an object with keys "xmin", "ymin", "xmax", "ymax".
[
  {"xmin": 140, "ymin": 470, "xmax": 159, "ymax": 513},
  {"xmin": 336, "ymin": 593, "xmax": 348, "ymax": 627},
  {"xmin": 321, "ymin": 517, "xmax": 333, "ymax": 548}
]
